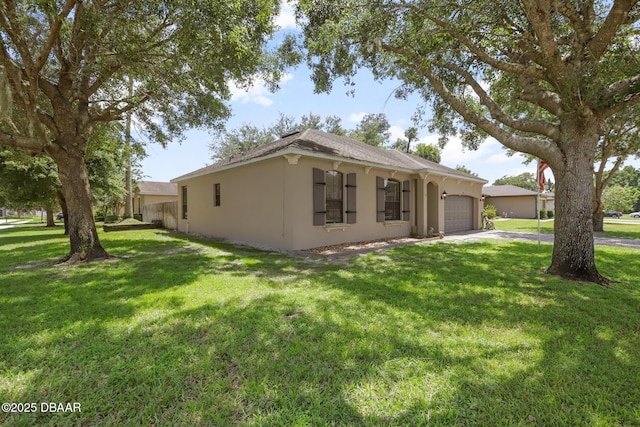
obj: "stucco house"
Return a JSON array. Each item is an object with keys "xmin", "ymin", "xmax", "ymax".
[
  {"xmin": 482, "ymin": 185, "xmax": 551, "ymax": 218},
  {"xmin": 133, "ymin": 181, "xmax": 178, "ymax": 216},
  {"xmin": 171, "ymin": 129, "xmax": 488, "ymax": 251}
]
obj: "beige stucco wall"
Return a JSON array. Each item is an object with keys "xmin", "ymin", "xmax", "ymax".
[
  {"xmin": 485, "ymin": 195, "xmax": 537, "ymax": 218},
  {"xmin": 175, "ymin": 155, "xmax": 484, "ymax": 250},
  {"xmin": 176, "ymin": 157, "xmax": 292, "ymax": 249}
]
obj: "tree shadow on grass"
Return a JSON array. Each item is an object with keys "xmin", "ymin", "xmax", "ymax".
[
  {"xmin": 2, "ymin": 235, "xmax": 638, "ymax": 425},
  {"xmin": 308, "ymin": 241, "xmax": 640, "ymax": 425}
]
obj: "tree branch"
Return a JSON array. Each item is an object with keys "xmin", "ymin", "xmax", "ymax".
[
  {"xmin": 0, "ymin": 131, "xmax": 44, "ymax": 152},
  {"xmin": 442, "ymin": 62, "xmax": 560, "ymax": 139},
  {"xmin": 520, "ymin": 0, "xmax": 568, "ymax": 77},
  {"xmin": 518, "ymin": 76, "xmax": 563, "ymax": 116},
  {"xmin": 415, "ymin": 56, "xmax": 560, "ymax": 164},
  {"xmin": 33, "ymin": 0, "xmax": 77, "ymax": 75},
  {"xmin": 389, "ymin": 3, "xmax": 549, "ymax": 82},
  {"xmin": 0, "ymin": 1, "xmax": 35, "ymax": 70},
  {"xmin": 588, "ymin": 0, "xmax": 637, "ymax": 60}
]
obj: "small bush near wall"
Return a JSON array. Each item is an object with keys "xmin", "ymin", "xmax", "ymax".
[
  {"xmin": 539, "ymin": 209, "xmax": 547, "ymax": 219},
  {"xmin": 547, "ymin": 210, "xmax": 554, "ymax": 218},
  {"xmin": 483, "ymin": 204, "xmax": 497, "ymax": 219}
]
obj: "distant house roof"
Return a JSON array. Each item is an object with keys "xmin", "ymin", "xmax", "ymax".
[
  {"xmin": 136, "ymin": 181, "xmax": 178, "ymax": 196},
  {"xmin": 172, "ymin": 129, "xmax": 487, "ymax": 184},
  {"xmin": 483, "ymin": 185, "xmax": 540, "ymax": 197}
]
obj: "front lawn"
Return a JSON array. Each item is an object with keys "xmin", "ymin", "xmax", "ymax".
[{"xmin": 1, "ymin": 225, "xmax": 639, "ymax": 426}]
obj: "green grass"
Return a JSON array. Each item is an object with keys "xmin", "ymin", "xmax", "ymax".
[
  {"xmin": 493, "ymin": 217, "xmax": 640, "ymax": 239},
  {"xmin": 1, "ymin": 224, "xmax": 639, "ymax": 426}
]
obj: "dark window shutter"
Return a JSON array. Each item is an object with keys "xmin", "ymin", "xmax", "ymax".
[
  {"xmin": 346, "ymin": 173, "xmax": 357, "ymax": 224},
  {"xmin": 402, "ymin": 180, "xmax": 410, "ymax": 221},
  {"xmin": 376, "ymin": 176, "xmax": 385, "ymax": 222},
  {"xmin": 313, "ymin": 168, "xmax": 326, "ymax": 225}
]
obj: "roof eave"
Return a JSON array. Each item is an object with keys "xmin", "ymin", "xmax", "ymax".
[{"xmin": 172, "ymin": 146, "xmax": 488, "ymax": 184}]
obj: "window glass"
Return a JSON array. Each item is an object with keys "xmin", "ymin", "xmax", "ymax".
[
  {"xmin": 325, "ymin": 170, "xmax": 343, "ymax": 223},
  {"xmin": 214, "ymin": 183, "xmax": 221, "ymax": 206},
  {"xmin": 182, "ymin": 186, "xmax": 188, "ymax": 219},
  {"xmin": 385, "ymin": 180, "xmax": 400, "ymax": 220}
]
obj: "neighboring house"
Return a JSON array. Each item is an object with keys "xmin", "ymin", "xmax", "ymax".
[
  {"xmin": 545, "ymin": 193, "xmax": 555, "ymax": 212},
  {"xmin": 133, "ymin": 181, "xmax": 178, "ymax": 216},
  {"xmin": 483, "ymin": 185, "xmax": 551, "ymax": 218},
  {"xmin": 172, "ymin": 129, "xmax": 488, "ymax": 251}
]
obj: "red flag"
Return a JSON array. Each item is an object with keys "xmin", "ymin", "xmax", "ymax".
[{"xmin": 537, "ymin": 160, "xmax": 548, "ymax": 190}]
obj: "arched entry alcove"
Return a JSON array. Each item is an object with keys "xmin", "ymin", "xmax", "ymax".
[{"xmin": 426, "ymin": 181, "xmax": 439, "ymax": 234}]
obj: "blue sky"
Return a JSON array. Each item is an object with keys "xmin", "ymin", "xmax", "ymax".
[{"xmin": 139, "ymin": 3, "xmax": 637, "ymax": 186}]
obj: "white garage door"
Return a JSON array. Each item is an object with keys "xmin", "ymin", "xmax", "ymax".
[{"xmin": 445, "ymin": 195, "xmax": 474, "ymax": 233}]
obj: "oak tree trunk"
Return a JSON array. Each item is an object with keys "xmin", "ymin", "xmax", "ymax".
[
  {"xmin": 45, "ymin": 206, "xmax": 55, "ymax": 227},
  {"xmin": 55, "ymin": 189, "xmax": 69, "ymax": 236},
  {"xmin": 546, "ymin": 121, "xmax": 608, "ymax": 285},
  {"xmin": 592, "ymin": 202, "xmax": 604, "ymax": 232},
  {"xmin": 49, "ymin": 144, "xmax": 109, "ymax": 262}
]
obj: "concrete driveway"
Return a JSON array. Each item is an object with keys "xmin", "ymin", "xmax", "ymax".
[{"xmin": 444, "ymin": 229, "xmax": 640, "ymax": 249}]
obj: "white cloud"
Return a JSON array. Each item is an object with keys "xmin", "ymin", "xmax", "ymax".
[
  {"xmin": 276, "ymin": 1, "xmax": 298, "ymax": 29},
  {"xmin": 229, "ymin": 73, "xmax": 294, "ymax": 106},
  {"xmin": 439, "ymin": 136, "xmax": 502, "ymax": 164},
  {"xmin": 388, "ymin": 125, "xmax": 404, "ymax": 142},
  {"xmin": 348, "ymin": 112, "xmax": 366, "ymax": 123}
]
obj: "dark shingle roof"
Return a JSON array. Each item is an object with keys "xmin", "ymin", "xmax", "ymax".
[
  {"xmin": 172, "ymin": 129, "xmax": 487, "ymax": 183},
  {"xmin": 136, "ymin": 181, "xmax": 178, "ymax": 196},
  {"xmin": 483, "ymin": 185, "xmax": 539, "ymax": 197}
]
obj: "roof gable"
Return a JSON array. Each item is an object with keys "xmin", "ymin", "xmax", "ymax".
[
  {"xmin": 136, "ymin": 181, "xmax": 178, "ymax": 196},
  {"xmin": 483, "ymin": 185, "xmax": 539, "ymax": 197}
]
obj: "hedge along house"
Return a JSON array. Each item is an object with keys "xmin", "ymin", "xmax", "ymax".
[{"xmin": 171, "ymin": 129, "xmax": 487, "ymax": 251}]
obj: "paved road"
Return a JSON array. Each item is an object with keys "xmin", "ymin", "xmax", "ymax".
[
  {"xmin": 444, "ymin": 229, "xmax": 640, "ymax": 249},
  {"xmin": 0, "ymin": 219, "xmax": 32, "ymax": 230}
]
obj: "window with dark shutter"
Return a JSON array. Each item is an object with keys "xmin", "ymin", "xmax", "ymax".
[
  {"xmin": 326, "ymin": 170, "xmax": 343, "ymax": 223},
  {"xmin": 385, "ymin": 179, "xmax": 401, "ymax": 220},
  {"xmin": 182, "ymin": 185, "xmax": 188, "ymax": 219},
  {"xmin": 346, "ymin": 173, "xmax": 357, "ymax": 224},
  {"xmin": 214, "ymin": 183, "xmax": 221, "ymax": 206},
  {"xmin": 376, "ymin": 176, "xmax": 385, "ymax": 222},
  {"xmin": 312, "ymin": 168, "xmax": 326, "ymax": 225},
  {"xmin": 402, "ymin": 180, "xmax": 410, "ymax": 221}
]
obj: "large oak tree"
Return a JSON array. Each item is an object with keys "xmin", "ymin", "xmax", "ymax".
[
  {"xmin": 0, "ymin": 0, "xmax": 282, "ymax": 262},
  {"xmin": 294, "ymin": 0, "xmax": 640, "ymax": 284}
]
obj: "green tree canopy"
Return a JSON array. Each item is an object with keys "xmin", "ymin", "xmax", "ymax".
[
  {"xmin": 493, "ymin": 173, "xmax": 538, "ymax": 191},
  {"xmin": 0, "ymin": 0, "xmax": 284, "ymax": 261},
  {"xmin": 608, "ymin": 165, "xmax": 640, "ymax": 211},
  {"xmin": 413, "ymin": 143, "xmax": 441, "ymax": 163},
  {"xmin": 602, "ymin": 185, "xmax": 640, "ymax": 212},
  {"xmin": 455, "ymin": 165, "xmax": 478, "ymax": 176},
  {"xmin": 210, "ymin": 113, "xmax": 347, "ymax": 161},
  {"xmin": 348, "ymin": 113, "xmax": 391, "ymax": 147},
  {"xmin": 293, "ymin": 0, "xmax": 640, "ymax": 284},
  {"xmin": 609, "ymin": 165, "xmax": 640, "ymax": 188},
  {"xmin": 0, "ymin": 147, "xmax": 59, "ymax": 213},
  {"xmin": 593, "ymin": 105, "xmax": 640, "ymax": 230}
]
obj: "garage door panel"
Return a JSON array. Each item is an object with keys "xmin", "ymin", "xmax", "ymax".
[{"xmin": 445, "ymin": 195, "xmax": 473, "ymax": 233}]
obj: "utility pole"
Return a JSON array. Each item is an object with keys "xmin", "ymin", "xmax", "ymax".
[{"xmin": 123, "ymin": 76, "xmax": 134, "ymax": 219}]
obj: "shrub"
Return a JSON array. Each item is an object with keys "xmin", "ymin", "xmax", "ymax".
[
  {"xmin": 539, "ymin": 209, "xmax": 547, "ymax": 219},
  {"xmin": 547, "ymin": 210, "xmax": 554, "ymax": 218},
  {"xmin": 483, "ymin": 204, "xmax": 497, "ymax": 219}
]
